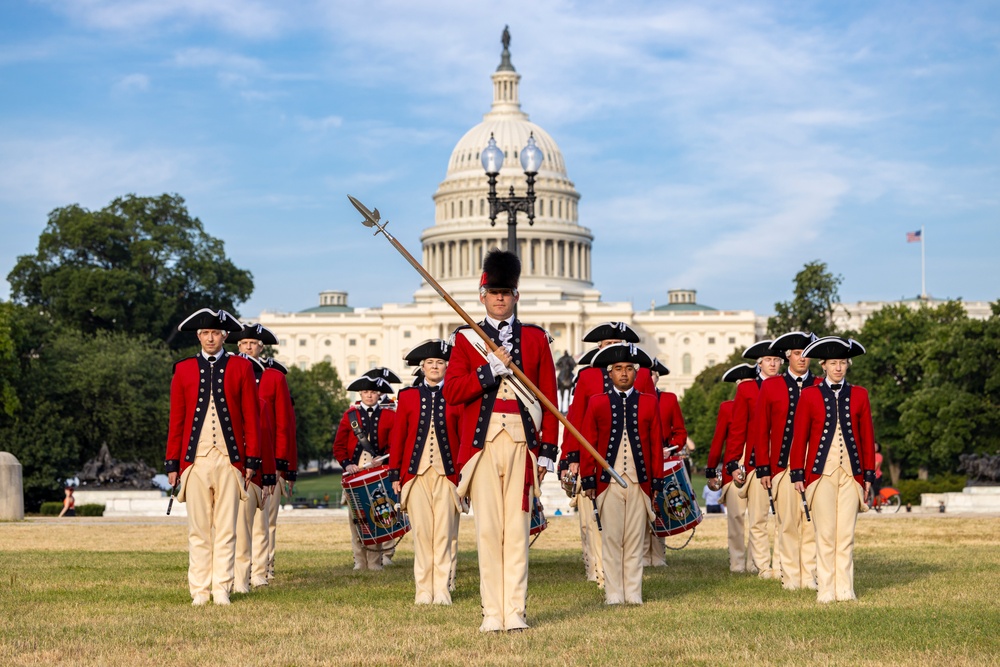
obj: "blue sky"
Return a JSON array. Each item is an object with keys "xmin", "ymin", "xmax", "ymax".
[{"xmin": 1, "ymin": 0, "xmax": 998, "ymax": 319}]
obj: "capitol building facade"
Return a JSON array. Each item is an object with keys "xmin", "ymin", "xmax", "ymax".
[
  {"xmin": 257, "ymin": 38, "xmax": 991, "ymax": 399},
  {"xmin": 259, "ymin": 39, "xmax": 759, "ymax": 396}
]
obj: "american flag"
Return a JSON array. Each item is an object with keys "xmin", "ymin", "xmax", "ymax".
[{"xmin": 906, "ymin": 229, "xmax": 922, "ymax": 243}]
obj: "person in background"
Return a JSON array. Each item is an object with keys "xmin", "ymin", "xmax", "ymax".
[{"xmin": 58, "ymin": 486, "xmax": 76, "ymax": 517}]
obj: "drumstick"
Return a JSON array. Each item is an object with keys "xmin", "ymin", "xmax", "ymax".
[
  {"xmin": 766, "ymin": 486, "xmax": 776, "ymax": 515},
  {"xmin": 800, "ymin": 490, "xmax": 811, "ymax": 522},
  {"xmin": 166, "ymin": 482, "xmax": 179, "ymax": 516},
  {"xmin": 591, "ymin": 496, "xmax": 602, "ymax": 532}
]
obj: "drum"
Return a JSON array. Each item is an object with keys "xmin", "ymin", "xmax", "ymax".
[
  {"xmin": 342, "ymin": 465, "xmax": 410, "ymax": 546},
  {"xmin": 652, "ymin": 458, "xmax": 703, "ymax": 537},
  {"xmin": 530, "ymin": 496, "xmax": 547, "ymax": 540}
]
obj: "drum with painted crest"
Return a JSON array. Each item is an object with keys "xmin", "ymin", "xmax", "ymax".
[
  {"xmin": 342, "ymin": 465, "xmax": 410, "ymax": 546},
  {"xmin": 529, "ymin": 496, "xmax": 547, "ymax": 542},
  {"xmin": 652, "ymin": 458, "xmax": 703, "ymax": 537}
]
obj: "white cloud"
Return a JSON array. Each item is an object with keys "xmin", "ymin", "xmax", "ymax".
[
  {"xmin": 296, "ymin": 114, "xmax": 344, "ymax": 132},
  {"xmin": 113, "ymin": 72, "xmax": 150, "ymax": 93}
]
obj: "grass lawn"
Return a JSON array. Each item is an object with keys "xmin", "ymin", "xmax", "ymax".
[
  {"xmin": 1, "ymin": 512, "xmax": 998, "ymax": 666},
  {"xmin": 285, "ymin": 472, "xmax": 344, "ymax": 507}
]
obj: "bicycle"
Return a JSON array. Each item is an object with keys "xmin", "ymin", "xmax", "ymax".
[{"xmin": 867, "ymin": 485, "xmax": 902, "ymax": 513}]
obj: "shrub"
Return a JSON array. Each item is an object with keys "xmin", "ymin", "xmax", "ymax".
[
  {"xmin": 40, "ymin": 502, "xmax": 63, "ymax": 516},
  {"xmin": 77, "ymin": 504, "xmax": 105, "ymax": 517},
  {"xmin": 896, "ymin": 474, "xmax": 967, "ymax": 505}
]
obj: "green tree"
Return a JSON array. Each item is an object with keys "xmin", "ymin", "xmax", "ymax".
[
  {"xmin": 7, "ymin": 194, "xmax": 254, "ymax": 348},
  {"xmin": 0, "ymin": 302, "xmax": 21, "ymax": 419},
  {"xmin": 680, "ymin": 349, "xmax": 745, "ymax": 469},
  {"xmin": 767, "ymin": 260, "xmax": 843, "ymax": 338},
  {"xmin": 285, "ymin": 362, "xmax": 349, "ymax": 466},
  {"xmin": 849, "ymin": 301, "xmax": 971, "ymax": 481}
]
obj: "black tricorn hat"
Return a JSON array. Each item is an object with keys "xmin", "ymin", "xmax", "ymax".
[
  {"xmin": 722, "ymin": 363, "xmax": 758, "ymax": 383},
  {"xmin": 404, "ymin": 339, "xmax": 451, "ymax": 366},
  {"xmin": 227, "ymin": 322, "xmax": 278, "ymax": 345},
  {"xmin": 411, "ymin": 367, "xmax": 425, "ymax": 386},
  {"xmin": 651, "ymin": 358, "xmax": 670, "ymax": 376},
  {"xmin": 263, "ymin": 357, "xmax": 288, "ymax": 374},
  {"xmin": 770, "ymin": 331, "xmax": 818, "ymax": 353},
  {"xmin": 362, "ymin": 367, "xmax": 402, "ymax": 384},
  {"xmin": 592, "ymin": 343, "xmax": 653, "ymax": 369},
  {"xmin": 480, "ymin": 249, "xmax": 520, "ymax": 290},
  {"xmin": 803, "ymin": 336, "xmax": 866, "ymax": 360},
  {"xmin": 577, "ymin": 348, "xmax": 600, "ymax": 367},
  {"xmin": 582, "ymin": 321, "xmax": 640, "ymax": 343},
  {"xmin": 347, "ymin": 375, "xmax": 394, "ymax": 393},
  {"xmin": 742, "ymin": 340, "xmax": 781, "ymax": 360},
  {"xmin": 177, "ymin": 308, "xmax": 243, "ymax": 333}
]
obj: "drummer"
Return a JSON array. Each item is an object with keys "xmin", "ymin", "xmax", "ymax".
[
  {"xmin": 581, "ymin": 343, "xmax": 664, "ymax": 605},
  {"xmin": 642, "ymin": 358, "xmax": 687, "ymax": 568},
  {"xmin": 362, "ymin": 366, "xmax": 402, "ymax": 566},
  {"xmin": 333, "ymin": 374, "xmax": 397, "ymax": 571},
  {"xmin": 561, "ymin": 322, "xmax": 649, "ymax": 587},
  {"xmin": 389, "ymin": 339, "xmax": 461, "ymax": 604}
]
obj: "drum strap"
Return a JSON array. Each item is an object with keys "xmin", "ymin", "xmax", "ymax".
[{"xmin": 349, "ymin": 416, "xmax": 379, "ymax": 458}]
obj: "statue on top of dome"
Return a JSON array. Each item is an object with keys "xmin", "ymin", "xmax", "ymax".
[{"xmin": 502, "ymin": 25, "xmax": 510, "ymax": 51}]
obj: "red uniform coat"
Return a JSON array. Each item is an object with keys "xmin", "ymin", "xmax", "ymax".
[
  {"xmin": 333, "ymin": 402, "xmax": 396, "ymax": 468},
  {"xmin": 165, "ymin": 352, "xmax": 260, "ymax": 476},
  {"xmin": 657, "ymin": 390, "xmax": 687, "ymax": 450},
  {"xmin": 388, "ymin": 384, "xmax": 462, "ymax": 487},
  {"xmin": 789, "ymin": 383, "xmax": 876, "ymax": 489},
  {"xmin": 724, "ymin": 378, "xmax": 762, "ymax": 476},
  {"xmin": 580, "ymin": 390, "xmax": 665, "ymax": 498},
  {"xmin": 706, "ymin": 400, "xmax": 734, "ymax": 484},
  {"xmin": 443, "ymin": 320, "xmax": 559, "ymax": 469},
  {"xmin": 562, "ymin": 366, "xmax": 657, "ymax": 463},
  {"xmin": 259, "ymin": 368, "xmax": 298, "ymax": 480},
  {"xmin": 751, "ymin": 372, "xmax": 820, "ymax": 478},
  {"xmin": 252, "ymin": 397, "xmax": 277, "ymax": 487}
]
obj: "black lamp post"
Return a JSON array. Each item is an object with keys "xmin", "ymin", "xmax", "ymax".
[{"xmin": 481, "ymin": 132, "xmax": 544, "ymax": 259}]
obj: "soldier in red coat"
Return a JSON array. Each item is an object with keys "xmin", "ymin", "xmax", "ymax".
[
  {"xmin": 164, "ymin": 309, "xmax": 260, "ymax": 606},
  {"xmin": 581, "ymin": 343, "xmax": 665, "ymax": 605},
  {"xmin": 228, "ymin": 324, "xmax": 293, "ymax": 586},
  {"xmin": 791, "ymin": 337, "xmax": 875, "ymax": 603},
  {"xmin": 389, "ymin": 339, "xmax": 461, "ymax": 604},
  {"xmin": 560, "ymin": 321, "xmax": 642, "ymax": 587},
  {"xmin": 642, "ymin": 357, "xmax": 687, "ymax": 567},
  {"xmin": 707, "ymin": 363, "xmax": 757, "ymax": 571},
  {"xmin": 752, "ymin": 331, "xmax": 821, "ymax": 590},
  {"xmin": 233, "ymin": 353, "xmax": 277, "ymax": 594},
  {"xmin": 333, "ymin": 374, "xmax": 396, "ymax": 571},
  {"xmin": 443, "ymin": 249, "xmax": 558, "ymax": 632},
  {"xmin": 723, "ymin": 341, "xmax": 784, "ymax": 577}
]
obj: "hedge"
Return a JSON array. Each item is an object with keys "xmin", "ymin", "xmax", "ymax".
[
  {"xmin": 39, "ymin": 502, "xmax": 105, "ymax": 517},
  {"xmin": 896, "ymin": 474, "xmax": 967, "ymax": 505}
]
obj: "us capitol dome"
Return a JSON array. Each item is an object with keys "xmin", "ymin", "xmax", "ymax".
[
  {"xmin": 416, "ymin": 34, "xmax": 597, "ymax": 302},
  {"xmin": 259, "ymin": 29, "xmax": 760, "ymax": 399}
]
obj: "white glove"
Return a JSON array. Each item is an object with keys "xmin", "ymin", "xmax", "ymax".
[{"xmin": 487, "ymin": 351, "xmax": 512, "ymax": 377}]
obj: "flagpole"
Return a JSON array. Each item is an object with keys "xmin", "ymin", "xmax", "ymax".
[{"xmin": 921, "ymin": 225, "xmax": 926, "ymax": 299}]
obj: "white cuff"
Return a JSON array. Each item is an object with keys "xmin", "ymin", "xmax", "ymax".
[{"xmin": 537, "ymin": 456, "xmax": 555, "ymax": 472}]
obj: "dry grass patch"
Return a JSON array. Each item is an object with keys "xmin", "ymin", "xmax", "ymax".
[{"xmin": 1, "ymin": 514, "xmax": 998, "ymax": 666}]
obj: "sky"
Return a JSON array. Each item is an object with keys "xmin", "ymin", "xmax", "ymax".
[{"xmin": 1, "ymin": 0, "xmax": 998, "ymax": 320}]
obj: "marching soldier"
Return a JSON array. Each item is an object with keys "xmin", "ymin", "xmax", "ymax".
[
  {"xmin": 790, "ymin": 337, "xmax": 874, "ymax": 603},
  {"xmin": 643, "ymin": 358, "xmax": 687, "ymax": 567},
  {"xmin": 581, "ymin": 343, "xmax": 665, "ymax": 605},
  {"xmin": 706, "ymin": 363, "xmax": 757, "ymax": 572},
  {"xmin": 333, "ymin": 374, "xmax": 396, "ymax": 570},
  {"xmin": 260, "ymin": 356, "xmax": 297, "ymax": 581},
  {"xmin": 389, "ymin": 339, "xmax": 461, "ymax": 604},
  {"xmin": 561, "ymin": 321, "xmax": 644, "ymax": 586},
  {"xmin": 443, "ymin": 249, "xmax": 559, "ymax": 632},
  {"xmin": 364, "ymin": 366, "xmax": 402, "ymax": 566},
  {"xmin": 233, "ymin": 354, "xmax": 277, "ymax": 593},
  {"xmin": 724, "ymin": 341, "xmax": 784, "ymax": 578},
  {"xmin": 164, "ymin": 308, "xmax": 260, "ymax": 605},
  {"xmin": 752, "ymin": 331, "xmax": 820, "ymax": 590},
  {"xmin": 228, "ymin": 324, "xmax": 294, "ymax": 586}
]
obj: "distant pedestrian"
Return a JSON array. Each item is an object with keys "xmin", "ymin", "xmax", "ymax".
[
  {"xmin": 703, "ymin": 484, "xmax": 724, "ymax": 514},
  {"xmin": 58, "ymin": 487, "xmax": 76, "ymax": 517}
]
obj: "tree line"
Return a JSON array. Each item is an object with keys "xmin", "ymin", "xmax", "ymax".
[
  {"xmin": 1, "ymin": 194, "xmax": 348, "ymax": 510},
  {"xmin": 681, "ymin": 261, "xmax": 1000, "ymax": 484}
]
